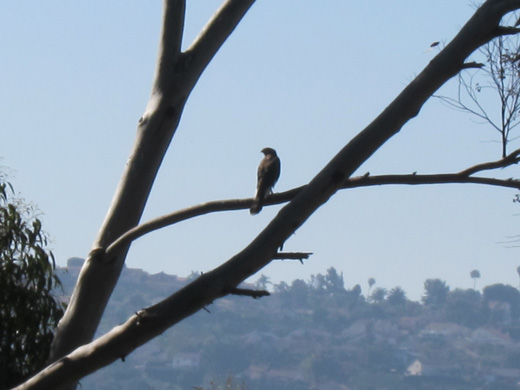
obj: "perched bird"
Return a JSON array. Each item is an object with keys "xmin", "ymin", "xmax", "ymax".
[{"xmin": 250, "ymin": 147, "xmax": 281, "ymax": 215}]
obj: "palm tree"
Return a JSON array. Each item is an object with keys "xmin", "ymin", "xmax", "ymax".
[
  {"xmin": 387, "ymin": 287, "xmax": 407, "ymax": 306},
  {"xmin": 470, "ymin": 269, "xmax": 481, "ymax": 290},
  {"xmin": 255, "ymin": 274, "xmax": 271, "ymax": 290},
  {"xmin": 370, "ymin": 287, "xmax": 387, "ymax": 304},
  {"xmin": 367, "ymin": 277, "xmax": 376, "ymax": 301}
]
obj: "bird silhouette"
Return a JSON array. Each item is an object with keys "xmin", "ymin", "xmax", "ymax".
[{"xmin": 250, "ymin": 147, "xmax": 281, "ymax": 215}]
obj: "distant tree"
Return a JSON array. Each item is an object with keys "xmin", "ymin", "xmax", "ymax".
[
  {"xmin": 289, "ymin": 279, "xmax": 310, "ymax": 307},
  {"xmin": 325, "ymin": 267, "xmax": 346, "ymax": 295},
  {"xmin": 371, "ymin": 288, "xmax": 388, "ymax": 304},
  {"xmin": 483, "ymin": 283, "xmax": 520, "ymax": 321},
  {"xmin": 422, "ymin": 279, "xmax": 450, "ymax": 308},
  {"xmin": 345, "ymin": 284, "xmax": 363, "ymax": 308},
  {"xmin": 0, "ymin": 178, "xmax": 64, "ymax": 388},
  {"xmin": 445, "ymin": 288, "xmax": 486, "ymax": 328},
  {"xmin": 310, "ymin": 268, "xmax": 346, "ymax": 297},
  {"xmin": 483, "ymin": 283, "xmax": 519, "ymax": 303},
  {"xmin": 367, "ymin": 277, "xmax": 376, "ymax": 300},
  {"xmin": 255, "ymin": 274, "xmax": 271, "ymax": 290},
  {"xmin": 310, "ymin": 273, "xmax": 327, "ymax": 293},
  {"xmin": 273, "ymin": 281, "xmax": 289, "ymax": 294},
  {"xmin": 517, "ymin": 265, "xmax": 520, "ymax": 288},
  {"xmin": 187, "ymin": 270, "xmax": 201, "ymax": 282},
  {"xmin": 470, "ymin": 269, "xmax": 481, "ymax": 290},
  {"xmin": 349, "ymin": 284, "xmax": 362, "ymax": 297},
  {"xmin": 437, "ymin": 31, "xmax": 520, "ymax": 157},
  {"xmin": 291, "ymin": 279, "xmax": 309, "ymax": 292},
  {"xmin": 386, "ymin": 287, "xmax": 407, "ymax": 307},
  {"xmin": 200, "ymin": 337, "xmax": 250, "ymax": 377}
]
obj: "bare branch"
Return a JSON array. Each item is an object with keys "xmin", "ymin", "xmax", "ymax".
[
  {"xmin": 461, "ymin": 61, "xmax": 485, "ymax": 69},
  {"xmin": 494, "ymin": 26, "xmax": 520, "ymax": 36},
  {"xmin": 48, "ymin": 0, "xmax": 257, "ymax": 372},
  {"xmin": 459, "ymin": 146, "xmax": 520, "ymax": 175},
  {"xmin": 226, "ymin": 288, "xmax": 270, "ymax": 298},
  {"xmin": 346, "ymin": 173, "xmax": 520, "ymax": 189},
  {"xmin": 151, "ymin": 0, "xmax": 186, "ymax": 94},
  {"xmin": 105, "ymin": 151, "xmax": 520, "ymax": 259},
  {"xmin": 272, "ymin": 252, "xmax": 313, "ymax": 261},
  {"xmin": 180, "ymin": 0, "xmax": 256, "ymax": 94},
  {"xmin": 104, "ymin": 199, "xmax": 249, "ymax": 259}
]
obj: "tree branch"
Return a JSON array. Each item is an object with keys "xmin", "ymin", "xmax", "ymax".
[
  {"xmin": 272, "ymin": 252, "xmax": 313, "ymax": 261},
  {"xmin": 105, "ymin": 152, "xmax": 520, "ymax": 259},
  {"xmin": 179, "ymin": 0, "xmax": 256, "ymax": 98},
  {"xmin": 461, "ymin": 61, "xmax": 485, "ymax": 69},
  {"xmin": 226, "ymin": 288, "xmax": 270, "ymax": 298},
  {"xmin": 151, "ymin": 0, "xmax": 185, "ymax": 95},
  {"xmin": 459, "ymin": 146, "xmax": 520, "ymax": 175},
  {"xmin": 494, "ymin": 25, "xmax": 520, "ymax": 37},
  {"xmin": 48, "ymin": 0, "xmax": 257, "ymax": 375},
  {"xmin": 346, "ymin": 173, "xmax": 520, "ymax": 189}
]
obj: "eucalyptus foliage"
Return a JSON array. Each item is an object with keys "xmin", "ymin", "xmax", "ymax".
[{"xmin": 0, "ymin": 179, "xmax": 64, "ymax": 389}]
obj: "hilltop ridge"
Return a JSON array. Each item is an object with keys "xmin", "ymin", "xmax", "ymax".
[{"xmin": 57, "ymin": 259, "xmax": 520, "ymax": 390}]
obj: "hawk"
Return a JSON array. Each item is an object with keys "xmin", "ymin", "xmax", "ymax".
[{"xmin": 250, "ymin": 147, "xmax": 281, "ymax": 215}]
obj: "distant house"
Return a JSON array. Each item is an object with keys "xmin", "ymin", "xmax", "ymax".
[{"xmin": 406, "ymin": 359, "xmax": 422, "ymax": 376}]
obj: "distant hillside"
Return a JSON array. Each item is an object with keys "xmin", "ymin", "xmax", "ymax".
[{"xmin": 57, "ymin": 259, "xmax": 520, "ymax": 390}]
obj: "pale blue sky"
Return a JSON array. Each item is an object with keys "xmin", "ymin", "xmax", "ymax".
[{"xmin": 1, "ymin": 1, "xmax": 519, "ymax": 300}]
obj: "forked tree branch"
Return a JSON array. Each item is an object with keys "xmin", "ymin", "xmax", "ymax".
[
  {"xmin": 459, "ymin": 147, "xmax": 520, "ymax": 175},
  {"xmin": 47, "ymin": 0, "xmax": 257, "ymax": 379},
  {"xmin": 151, "ymin": 0, "xmax": 185, "ymax": 94}
]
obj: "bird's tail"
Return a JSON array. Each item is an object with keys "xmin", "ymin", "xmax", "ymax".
[
  {"xmin": 250, "ymin": 191, "xmax": 264, "ymax": 215},
  {"xmin": 250, "ymin": 199, "xmax": 262, "ymax": 215}
]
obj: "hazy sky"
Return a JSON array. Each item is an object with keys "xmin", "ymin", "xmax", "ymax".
[{"xmin": 1, "ymin": 1, "xmax": 520, "ymax": 300}]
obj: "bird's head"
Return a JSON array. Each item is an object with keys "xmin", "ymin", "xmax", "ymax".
[{"xmin": 261, "ymin": 147, "xmax": 277, "ymax": 157}]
